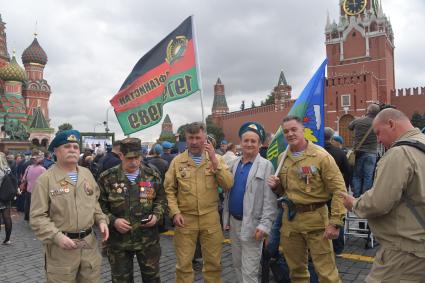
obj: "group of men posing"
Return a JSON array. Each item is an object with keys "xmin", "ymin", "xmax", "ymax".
[{"xmin": 28, "ymin": 107, "xmax": 425, "ymax": 283}]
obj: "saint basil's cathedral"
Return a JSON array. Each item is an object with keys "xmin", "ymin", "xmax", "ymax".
[
  {"xmin": 0, "ymin": 13, "xmax": 53, "ymax": 152},
  {"xmin": 211, "ymin": 0, "xmax": 425, "ymax": 146}
]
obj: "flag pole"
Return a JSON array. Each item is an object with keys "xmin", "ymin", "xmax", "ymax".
[
  {"xmin": 274, "ymin": 147, "xmax": 288, "ymax": 177},
  {"xmin": 191, "ymin": 15, "xmax": 206, "ymax": 125}
]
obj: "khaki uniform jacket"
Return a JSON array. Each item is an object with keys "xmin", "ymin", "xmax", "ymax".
[
  {"xmin": 353, "ymin": 128, "xmax": 425, "ymax": 256},
  {"xmin": 30, "ymin": 164, "xmax": 108, "ymax": 245},
  {"xmin": 165, "ymin": 150, "xmax": 234, "ymax": 217},
  {"xmin": 278, "ymin": 142, "xmax": 347, "ymax": 226}
]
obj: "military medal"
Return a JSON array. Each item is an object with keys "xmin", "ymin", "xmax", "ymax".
[
  {"xmin": 120, "ymin": 183, "xmax": 125, "ymax": 188},
  {"xmin": 117, "ymin": 188, "xmax": 122, "ymax": 194},
  {"xmin": 64, "ymin": 188, "xmax": 70, "ymax": 193}
]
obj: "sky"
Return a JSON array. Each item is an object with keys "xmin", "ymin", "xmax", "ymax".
[{"xmin": 1, "ymin": 0, "xmax": 425, "ymax": 142}]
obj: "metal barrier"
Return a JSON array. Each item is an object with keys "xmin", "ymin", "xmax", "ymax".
[{"xmin": 344, "ymin": 211, "xmax": 375, "ymax": 249}]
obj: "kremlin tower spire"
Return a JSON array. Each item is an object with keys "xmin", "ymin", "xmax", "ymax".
[
  {"xmin": 212, "ymin": 77, "xmax": 229, "ymax": 116},
  {"xmin": 273, "ymin": 70, "xmax": 292, "ymax": 111}
]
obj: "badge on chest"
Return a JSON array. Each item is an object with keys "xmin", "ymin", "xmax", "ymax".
[
  {"xmin": 111, "ymin": 182, "xmax": 127, "ymax": 194},
  {"xmin": 139, "ymin": 181, "xmax": 155, "ymax": 203},
  {"xmin": 297, "ymin": 165, "xmax": 318, "ymax": 192},
  {"xmin": 50, "ymin": 180, "xmax": 70, "ymax": 196}
]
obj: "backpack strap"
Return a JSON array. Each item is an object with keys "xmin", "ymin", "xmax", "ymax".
[{"xmin": 393, "ymin": 139, "xmax": 425, "ymax": 230}]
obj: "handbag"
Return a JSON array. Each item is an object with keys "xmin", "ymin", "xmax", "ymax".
[
  {"xmin": 19, "ymin": 167, "xmax": 29, "ymax": 192},
  {"xmin": 0, "ymin": 171, "xmax": 18, "ymax": 202},
  {"xmin": 346, "ymin": 150, "xmax": 356, "ymax": 166},
  {"xmin": 347, "ymin": 125, "xmax": 374, "ymax": 166}
]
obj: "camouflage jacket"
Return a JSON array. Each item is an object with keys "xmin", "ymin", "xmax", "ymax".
[{"xmin": 98, "ymin": 163, "xmax": 167, "ymax": 250}]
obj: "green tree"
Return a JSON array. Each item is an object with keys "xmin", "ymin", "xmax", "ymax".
[
  {"xmin": 157, "ymin": 133, "xmax": 176, "ymax": 143},
  {"xmin": 177, "ymin": 124, "xmax": 189, "ymax": 142},
  {"xmin": 58, "ymin": 123, "xmax": 73, "ymax": 132},
  {"xmin": 206, "ymin": 116, "xmax": 224, "ymax": 145},
  {"xmin": 240, "ymin": 100, "xmax": 245, "ymax": 111},
  {"xmin": 177, "ymin": 118, "xmax": 225, "ymax": 146},
  {"xmin": 261, "ymin": 93, "xmax": 275, "ymax": 106},
  {"xmin": 411, "ymin": 111, "xmax": 423, "ymax": 129},
  {"xmin": 251, "ymin": 100, "xmax": 256, "ymax": 108}
]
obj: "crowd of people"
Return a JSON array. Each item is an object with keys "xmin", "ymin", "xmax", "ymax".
[{"xmin": 0, "ymin": 106, "xmax": 425, "ymax": 282}]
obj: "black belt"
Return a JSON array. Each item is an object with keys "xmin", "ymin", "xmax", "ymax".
[
  {"xmin": 63, "ymin": 227, "xmax": 92, "ymax": 239},
  {"xmin": 231, "ymin": 214, "xmax": 243, "ymax": 221}
]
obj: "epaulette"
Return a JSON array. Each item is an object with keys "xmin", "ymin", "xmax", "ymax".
[{"xmin": 98, "ymin": 164, "xmax": 120, "ymax": 180}]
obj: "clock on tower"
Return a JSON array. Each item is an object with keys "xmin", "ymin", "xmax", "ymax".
[{"xmin": 343, "ymin": 0, "xmax": 367, "ymax": 16}]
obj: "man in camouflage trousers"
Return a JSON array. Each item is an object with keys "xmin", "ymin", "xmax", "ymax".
[{"xmin": 99, "ymin": 138, "xmax": 167, "ymax": 283}]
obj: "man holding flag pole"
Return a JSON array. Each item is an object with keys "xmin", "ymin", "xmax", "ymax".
[
  {"xmin": 106, "ymin": 15, "xmax": 221, "ymax": 283},
  {"xmin": 267, "ymin": 59, "xmax": 347, "ymax": 282}
]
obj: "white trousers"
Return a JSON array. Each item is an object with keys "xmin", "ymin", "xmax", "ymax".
[{"xmin": 229, "ymin": 216, "xmax": 263, "ymax": 283}]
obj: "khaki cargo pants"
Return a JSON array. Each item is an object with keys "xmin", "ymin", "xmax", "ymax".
[
  {"xmin": 174, "ymin": 211, "xmax": 223, "ymax": 283},
  {"xmin": 366, "ymin": 247, "xmax": 425, "ymax": 283},
  {"xmin": 44, "ymin": 233, "xmax": 101, "ymax": 283},
  {"xmin": 281, "ymin": 205, "xmax": 341, "ymax": 283}
]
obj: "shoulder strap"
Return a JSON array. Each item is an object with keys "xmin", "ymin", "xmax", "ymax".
[
  {"xmin": 393, "ymin": 139, "xmax": 425, "ymax": 154},
  {"xmin": 354, "ymin": 125, "xmax": 374, "ymax": 151},
  {"xmin": 393, "ymin": 139, "xmax": 425, "ymax": 230}
]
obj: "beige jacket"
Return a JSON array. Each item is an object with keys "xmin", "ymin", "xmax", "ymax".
[
  {"xmin": 30, "ymin": 164, "xmax": 108, "ymax": 244},
  {"xmin": 278, "ymin": 142, "xmax": 347, "ymax": 226},
  {"xmin": 165, "ymin": 150, "xmax": 233, "ymax": 217},
  {"xmin": 354, "ymin": 128, "xmax": 425, "ymax": 255}
]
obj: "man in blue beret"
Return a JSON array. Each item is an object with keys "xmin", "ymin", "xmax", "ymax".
[
  {"xmin": 30, "ymin": 129, "xmax": 109, "ymax": 283},
  {"xmin": 216, "ymin": 140, "xmax": 228, "ymax": 156},
  {"xmin": 223, "ymin": 121, "xmax": 276, "ymax": 282},
  {"xmin": 161, "ymin": 141, "xmax": 176, "ymax": 164}
]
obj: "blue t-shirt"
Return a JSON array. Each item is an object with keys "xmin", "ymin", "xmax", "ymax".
[{"xmin": 229, "ymin": 161, "xmax": 253, "ymax": 217}]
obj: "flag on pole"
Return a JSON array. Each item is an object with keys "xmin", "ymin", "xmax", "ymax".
[
  {"xmin": 110, "ymin": 16, "xmax": 199, "ymax": 135},
  {"xmin": 267, "ymin": 59, "xmax": 328, "ymax": 169}
]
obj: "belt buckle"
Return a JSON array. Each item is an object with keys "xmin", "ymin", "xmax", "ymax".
[{"xmin": 78, "ymin": 229, "xmax": 86, "ymax": 239}]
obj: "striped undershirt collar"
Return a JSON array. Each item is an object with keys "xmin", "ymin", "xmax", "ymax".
[
  {"xmin": 67, "ymin": 172, "xmax": 78, "ymax": 184},
  {"xmin": 124, "ymin": 170, "xmax": 140, "ymax": 183},
  {"xmin": 189, "ymin": 152, "xmax": 204, "ymax": 166}
]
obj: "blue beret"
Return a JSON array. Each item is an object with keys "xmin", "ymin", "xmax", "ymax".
[
  {"xmin": 162, "ymin": 141, "xmax": 174, "ymax": 149},
  {"xmin": 332, "ymin": 135, "xmax": 344, "ymax": 144},
  {"xmin": 220, "ymin": 140, "xmax": 228, "ymax": 145},
  {"xmin": 239, "ymin": 122, "xmax": 266, "ymax": 143},
  {"xmin": 153, "ymin": 144, "xmax": 163, "ymax": 155},
  {"xmin": 48, "ymin": 130, "xmax": 81, "ymax": 152},
  {"xmin": 422, "ymin": 127, "xmax": 425, "ymax": 134}
]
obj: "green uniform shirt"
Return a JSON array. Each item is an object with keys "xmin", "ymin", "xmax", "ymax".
[{"xmin": 98, "ymin": 163, "xmax": 167, "ymax": 250}]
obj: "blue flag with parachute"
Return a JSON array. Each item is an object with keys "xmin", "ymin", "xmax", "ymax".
[{"xmin": 266, "ymin": 59, "xmax": 328, "ymax": 169}]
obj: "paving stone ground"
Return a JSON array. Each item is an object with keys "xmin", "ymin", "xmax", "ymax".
[{"xmin": 0, "ymin": 209, "xmax": 377, "ymax": 282}]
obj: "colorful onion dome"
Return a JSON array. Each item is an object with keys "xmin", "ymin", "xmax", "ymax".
[
  {"xmin": 0, "ymin": 54, "xmax": 27, "ymax": 82},
  {"xmin": 22, "ymin": 37, "xmax": 47, "ymax": 65}
]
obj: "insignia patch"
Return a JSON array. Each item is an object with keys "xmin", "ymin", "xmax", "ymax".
[
  {"xmin": 166, "ymin": 35, "xmax": 188, "ymax": 65},
  {"xmin": 67, "ymin": 135, "xmax": 78, "ymax": 142}
]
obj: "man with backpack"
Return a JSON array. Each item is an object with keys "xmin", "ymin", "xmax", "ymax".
[{"xmin": 341, "ymin": 108, "xmax": 425, "ymax": 282}]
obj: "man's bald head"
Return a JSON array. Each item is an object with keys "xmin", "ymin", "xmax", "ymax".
[
  {"xmin": 373, "ymin": 108, "xmax": 413, "ymax": 149},
  {"xmin": 374, "ymin": 108, "xmax": 409, "ymax": 124}
]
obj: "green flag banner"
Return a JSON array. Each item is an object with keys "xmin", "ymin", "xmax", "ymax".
[{"xmin": 110, "ymin": 16, "xmax": 199, "ymax": 135}]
